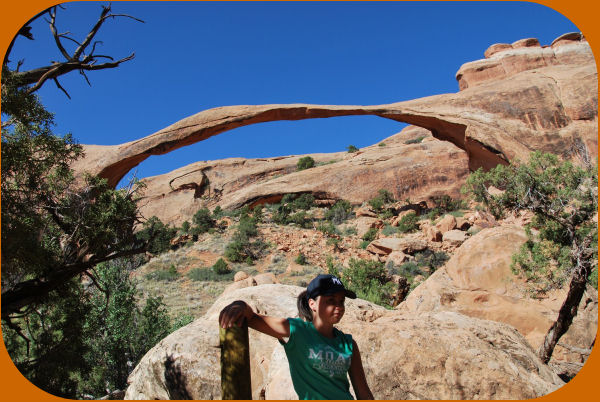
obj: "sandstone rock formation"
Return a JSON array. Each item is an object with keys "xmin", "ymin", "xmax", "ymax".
[
  {"xmin": 135, "ymin": 127, "xmax": 469, "ymax": 226},
  {"xmin": 125, "ymin": 284, "xmax": 564, "ymax": 400},
  {"xmin": 397, "ymin": 225, "xmax": 598, "ymax": 370},
  {"xmin": 72, "ymin": 34, "xmax": 596, "ymax": 221}
]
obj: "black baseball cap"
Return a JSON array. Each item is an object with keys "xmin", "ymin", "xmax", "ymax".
[{"xmin": 306, "ymin": 274, "xmax": 356, "ymax": 300}]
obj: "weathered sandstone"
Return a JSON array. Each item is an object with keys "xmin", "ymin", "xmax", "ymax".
[
  {"xmin": 125, "ymin": 284, "xmax": 564, "ymax": 400},
  {"xmin": 398, "ymin": 225, "xmax": 598, "ymax": 367}
]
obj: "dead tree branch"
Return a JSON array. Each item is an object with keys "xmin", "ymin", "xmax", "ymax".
[{"xmin": 8, "ymin": 4, "xmax": 144, "ymax": 95}]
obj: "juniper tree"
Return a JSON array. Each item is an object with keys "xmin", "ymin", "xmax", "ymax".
[{"xmin": 463, "ymin": 151, "xmax": 597, "ymax": 363}]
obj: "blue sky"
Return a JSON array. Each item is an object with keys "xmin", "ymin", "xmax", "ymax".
[{"xmin": 5, "ymin": 1, "xmax": 580, "ymax": 186}]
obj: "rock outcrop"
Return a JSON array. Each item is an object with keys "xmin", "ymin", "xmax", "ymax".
[
  {"xmin": 135, "ymin": 127, "xmax": 469, "ymax": 226},
  {"xmin": 397, "ymin": 225, "xmax": 598, "ymax": 368},
  {"xmin": 72, "ymin": 33, "xmax": 596, "ymax": 199},
  {"xmin": 125, "ymin": 284, "xmax": 564, "ymax": 400}
]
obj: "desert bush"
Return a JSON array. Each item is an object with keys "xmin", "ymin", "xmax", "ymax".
[
  {"xmin": 187, "ymin": 267, "xmax": 234, "ymax": 282},
  {"xmin": 381, "ymin": 224, "xmax": 399, "ymax": 236},
  {"xmin": 317, "ymin": 221, "xmax": 339, "ymax": 236},
  {"xmin": 324, "ymin": 200, "xmax": 353, "ymax": 224},
  {"xmin": 224, "ymin": 215, "xmax": 266, "ymax": 262},
  {"xmin": 362, "ymin": 228, "xmax": 378, "ymax": 242},
  {"xmin": 347, "ymin": 144, "xmax": 359, "ymax": 153},
  {"xmin": 368, "ymin": 189, "xmax": 395, "ymax": 212},
  {"xmin": 404, "ymin": 136, "xmax": 426, "ymax": 144},
  {"xmin": 295, "ymin": 253, "xmax": 308, "ymax": 265},
  {"xmin": 136, "ymin": 216, "xmax": 177, "ymax": 255},
  {"xmin": 396, "ymin": 212, "xmax": 419, "ymax": 233},
  {"xmin": 342, "ymin": 259, "xmax": 395, "ymax": 308},
  {"xmin": 212, "ymin": 258, "xmax": 231, "ymax": 275},
  {"xmin": 145, "ymin": 264, "xmax": 179, "ymax": 282},
  {"xmin": 191, "ymin": 208, "xmax": 216, "ymax": 235},
  {"xmin": 297, "ymin": 156, "xmax": 315, "ymax": 171}
]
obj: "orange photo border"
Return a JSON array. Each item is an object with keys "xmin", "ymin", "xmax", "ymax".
[{"xmin": 0, "ymin": 0, "xmax": 597, "ymax": 401}]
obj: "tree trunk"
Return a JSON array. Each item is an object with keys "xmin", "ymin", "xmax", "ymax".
[{"xmin": 537, "ymin": 273, "xmax": 589, "ymax": 364}]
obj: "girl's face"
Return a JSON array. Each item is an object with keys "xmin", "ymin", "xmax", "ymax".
[{"xmin": 310, "ymin": 291, "xmax": 346, "ymax": 325}]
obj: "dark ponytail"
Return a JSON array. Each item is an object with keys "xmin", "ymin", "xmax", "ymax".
[{"xmin": 297, "ymin": 290, "xmax": 313, "ymax": 322}]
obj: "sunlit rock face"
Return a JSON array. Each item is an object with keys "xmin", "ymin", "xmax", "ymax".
[{"xmin": 71, "ymin": 33, "xmax": 596, "ymax": 226}]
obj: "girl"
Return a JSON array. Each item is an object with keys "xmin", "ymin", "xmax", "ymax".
[{"xmin": 219, "ymin": 274, "xmax": 374, "ymax": 400}]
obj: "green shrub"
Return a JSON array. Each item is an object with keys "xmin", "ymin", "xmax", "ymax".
[
  {"xmin": 145, "ymin": 266, "xmax": 179, "ymax": 282},
  {"xmin": 212, "ymin": 258, "xmax": 231, "ymax": 274},
  {"xmin": 187, "ymin": 267, "xmax": 234, "ymax": 282},
  {"xmin": 136, "ymin": 216, "xmax": 177, "ymax": 255},
  {"xmin": 359, "ymin": 240, "xmax": 370, "ymax": 249},
  {"xmin": 317, "ymin": 221, "xmax": 339, "ymax": 236},
  {"xmin": 347, "ymin": 145, "xmax": 359, "ymax": 153},
  {"xmin": 404, "ymin": 136, "xmax": 426, "ymax": 144},
  {"xmin": 324, "ymin": 200, "xmax": 353, "ymax": 224},
  {"xmin": 295, "ymin": 253, "xmax": 308, "ymax": 265},
  {"xmin": 414, "ymin": 249, "xmax": 449, "ymax": 271},
  {"xmin": 396, "ymin": 212, "xmax": 419, "ymax": 233},
  {"xmin": 288, "ymin": 211, "xmax": 310, "ymax": 228},
  {"xmin": 212, "ymin": 205, "xmax": 223, "ymax": 219},
  {"xmin": 381, "ymin": 224, "xmax": 399, "ymax": 236},
  {"xmin": 180, "ymin": 220, "xmax": 191, "ymax": 234},
  {"xmin": 342, "ymin": 259, "xmax": 394, "ymax": 308},
  {"xmin": 291, "ymin": 193, "xmax": 315, "ymax": 210},
  {"xmin": 224, "ymin": 216, "xmax": 266, "ymax": 262},
  {"xmin": 297, "ymin": 156, "xmax": 315, "ymax": 171},
  {"xmin": 192, "ymin": 208, "xmax": 215, "ymax": 235},
  {"xmin": 326, "ymin": 237, "xmax": 342, "ymax": 251},
  {"xmin": 362, "ymin": 228, "xmax": 378, "ymax": 242},
  {"xmin": 343, "ymin": 226, "xmax": 358, "ymax": 236},
  {"xmin": 378, "ymin": 142, "xmax": 386, "ymax": 147},
  {"xmin": 368, "ymin": 189, "xmax": 395, "ymax": 211}
]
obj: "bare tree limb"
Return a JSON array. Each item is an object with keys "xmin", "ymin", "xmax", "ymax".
[{"xmin": 6, "ymin": 3, "xmax": 144, "ymax": 96}]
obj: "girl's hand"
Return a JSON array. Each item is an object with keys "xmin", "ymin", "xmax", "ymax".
[{"xmin": 219, "ymin": 300, "xmax": 253, "ymax": 328}]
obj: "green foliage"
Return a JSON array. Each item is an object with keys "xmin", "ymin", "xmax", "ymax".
[
  {"xmin": 187, "ymin": 267, "xmax": 235, "ymax": 282},
  {"xmin": 343, "ymin": 226, "xmax": 358, "ymax": 236},
  {"xmin": 324, "ymin": 200, "xmax": 353, "ymax": 224},
  {"xmin": 404, "ymin": 136, "xmax": 426, "ymax": 144},
  {"xmin": 326, "ymin": 237, "xmax": 342, "ymax": 251},
  {"xmin": 191, "ymin": 207, "xmax": 216, "ymax": 235},
  {"xmin": 297, "ymin": 156, "xmax": 316, "ymax": 171},
  {"xmin": 212, "ymin": 205, "xmax": 223, "ymax": 219},
  {"xmin": 295, "ymin": 253, "xmax": 308, "ymax": 265},
  {"xmin": 212, "ymin": 258, "xmax": 231, "ymax": 274},
  {"xmin": 136, "ymin": 216, "xmax": 177, "ymax": 255},
  {"xmin": 271, "ymin": 193, "xmax": 314, "ymax": 226},
  {"xmin": 381, "ymin": 224, "xmax": 399, "ymax": 236},
  {"xmin": 341, "ymin": 259, "xmax": 395, "ymax": 308},
  {"xmin": 426, "ymin": 195, "xmax": 466, "ymax": 220},
  {"xmin": 378, "ymin": 142, "xmax": 386, "ymax": 147},
  {"xmin": 145, "ymin": 264, "xmax": 180, "ymax": 282},
  {"xmin": 180, "ymin": 220, "xmax": 191, "ymax": 234},
  {"xmin": 347, "ymin": 144, "xmax": 359, "ymax": 153},
  {"xmin": 224, "ymin": 215, "xmax": 266, "ymax": 262},
  {"xmin": 359, "ymin": 240, "xmax": 370, "ymax": 249},
  {"xmin": 81, "ymin": 259, "xmax": 172, "ymax": 396},
  {"xmin": 368, "ymin": 189, "xmax": 395, "ymax": 212},
  {"xmin": 463, "ymin": 151, "xmax": 598, "ymax": 296},
  {"xmin": 362, "ymin": 228, "xmax": 378, "ymax": 242},
  {"xmin": 317, "ymin": 221, "xmax": 339, "ymax": 236},
  {"xmin": 396, "ymin": 212, "xmax": 419, "ymax": 233}
]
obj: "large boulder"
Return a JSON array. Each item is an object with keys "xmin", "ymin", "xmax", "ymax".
[
  {"xmin": 125, "ymin": 284, "xmax": 564, "ymax": 400},
  {"xmin": 398, "ymin": 225, "xmax": 598, "ymax": 367}
]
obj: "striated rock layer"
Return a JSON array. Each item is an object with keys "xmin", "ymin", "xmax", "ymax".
[{"xmin": 125, "ymin": 284, "xmax": 564, "ymax": 400}]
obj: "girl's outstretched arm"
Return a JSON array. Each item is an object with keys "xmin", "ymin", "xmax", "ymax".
[
  {"xmin": 349, "ymin": 340, "xmax": 374, "ymax": 400},
  {"xmin": 219, "ymin": 300, "xmax": 290, "ymax": 340}
]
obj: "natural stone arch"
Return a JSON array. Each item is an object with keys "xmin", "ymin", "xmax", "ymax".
[{"xmin": 73, "ymin": 102, "xmax": 509, "ymax": 188}]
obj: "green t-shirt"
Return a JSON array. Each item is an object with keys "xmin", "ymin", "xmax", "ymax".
[{"xmin": 280, "ymin": 318, "xmax": 354, "ymax": 400}]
